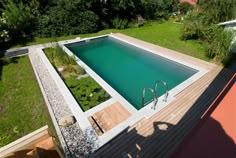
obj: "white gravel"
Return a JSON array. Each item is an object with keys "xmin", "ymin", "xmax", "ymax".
[{"xmin": 29, "ymin": 48, "xmax": 94, "ymax": 158}]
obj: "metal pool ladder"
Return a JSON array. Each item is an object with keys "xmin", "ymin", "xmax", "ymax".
[
  {"xmin": 142, "ymin": 80, "xmax": 169, "ymax": 110},
  {"xmin": 142, "ymin": 88, "xmax": 157, "ymax": 110}
]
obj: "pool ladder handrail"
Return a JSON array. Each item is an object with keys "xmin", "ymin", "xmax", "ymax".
[
  {"xmin": 154, "ymin": 80, "xmax": 169, "ymax": 103},
  {"xmin": 142, "ymin": 88, "xmax": 157, "ymax": 109},
  {"xmin": 142, "ymin": 80, "xmax": 169, "ymax": 110}
]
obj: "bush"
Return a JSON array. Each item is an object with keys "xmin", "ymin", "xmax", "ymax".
[
  {"xmin": 178, "ymin": 2, "xmax": 194, "ymax": 15},
  {"xmin": 44, "ymin": 46, "xmax": 85, "ymax": 79},
  {"xmin": 0, "ymin": 1, "xmax": 36, "ymax": 48},
  {"xmin": 112, "ymin": 17, "xmax": 129, "ymax": 29},
  {"xmin": 144, "ymin": 0, "xmax": 178, "ymax": 20},
  {"xmin": 204, "ymin": 25, "xmax": 236, "ymax": 66},
  {"xmin": 198, "ymin": 0, "xmax": 236, "ymax": 23},
  {"xmin": 180, "ymin": 11, "xmax": 210, "ymax": 40},
  {"xmin": 2, "ymin": 1, "xmax": 35, "ymax": 37},
  {"xmin": 0, "ymin": 16, "xmax": 10, "ymax": 47},
  {"xmin": 44, "ymin": 45, "xmax": 77, "ymax": 67},
  {"xmin": 37, "ymin": 1, "xmax": 99, "ymax": 37},
  {"xmin": 54, "ymin": 44, "xmax": 77, "ymax": 65},
  {"xmin": 65, "ymin": 77, "xmax": 110, "ymax": 111}
]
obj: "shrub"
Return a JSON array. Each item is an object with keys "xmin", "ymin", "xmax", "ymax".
[
  {"xmin": 2, "ymin": 1, "xmax": 35, "ymax": 37},
  {"xmin": 44, "ymin": 46, "xmax": 85, "ymax": 79},
  {"xmin": 112, "ymin": 17, "xmax": 129, "ymax": 29},
  {"xmin": 178, "ymin": 2, "xmax": 194, "ymax": 15},
  {"xmin": 144, "ymin": 0, "xmax": 179, "ymax": 20},
  {"xmin": 44, "ymin": 45, "xmax": 76, "ymax": 66},
  {"xmin": 54, "ymin": 44, "xmax": 77, "ymax": 65},
  {"xmin": 204, "ymin": 25, "xmax": 236, "ymax": 66},
  {"xmin": 198, "ymin": 0, "xmax": 236, "ymax": 23},
  {"xmin": 36, "ymin": 0, "xmax": 99, "ymax": 37},
  {"xmin": 0, "ymin": 1, "xmax": 36, "ymax": 48},
  {"xmin": 180, "ymin": 11, "xmax": 210, "ymax": 40},
  {"xmin": 65, "ymin": 77, "xmax": 110, "ymax": 111},
  {"xmin": 0, "ymin": 16, "xmax": 10, "ymax": 47}
]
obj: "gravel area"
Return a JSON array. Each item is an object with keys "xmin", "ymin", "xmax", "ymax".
[{"xmin": 29, "ymin": 48, "xmax": 95, "ymax": 157}]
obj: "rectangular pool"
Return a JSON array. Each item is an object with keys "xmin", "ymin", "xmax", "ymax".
[{"xmin": 65, "ymin": 36, "xmax": 198, "ymax": 110}]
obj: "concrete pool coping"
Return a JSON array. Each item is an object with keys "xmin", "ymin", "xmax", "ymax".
[{"xmin": 35, "ymin": 33, "xmax": 208, "ymax": 149}]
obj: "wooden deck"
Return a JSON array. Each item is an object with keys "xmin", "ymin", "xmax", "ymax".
[
  {"xmin": 88, "ymin": 102, "xmax": 131, "ymax": 136},
  {"xmin": 91, "ymin": 34, "xmax": 235, "ymax": 157}
]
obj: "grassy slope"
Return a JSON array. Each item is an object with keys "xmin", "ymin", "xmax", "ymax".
[
  {"xmin": 12, "ymin": 21, "xmax": 209, "ymax": 61},
  {"xmin": 0, "ymin": 56, "xmax": 53, "ymax": 147}
]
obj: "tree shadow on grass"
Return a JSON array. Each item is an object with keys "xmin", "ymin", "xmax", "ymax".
[
  {"xmin": 92, "ymin": 68, "xmax": 235, "ymax": 158},
  {"xmin": 0, "ymin": 56, "xmax": 19, "ymax": 80},
  {"xmin": 0, "ymin": 35, "xmax": 35, "ymax": 51}
]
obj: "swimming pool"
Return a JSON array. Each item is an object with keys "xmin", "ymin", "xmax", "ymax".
[{"xmin": 65, "ymin": 36, "xmax": 198, "ymax": 110}]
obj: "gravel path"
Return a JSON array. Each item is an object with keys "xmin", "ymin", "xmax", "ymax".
[{"xmin": 29, "ymin": 48, "xmax": 94, "ymax": 158}]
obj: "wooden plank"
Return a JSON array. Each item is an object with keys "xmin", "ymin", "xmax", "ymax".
[
  {"xmin": 89, "ymin": 102, "xmax": 131, "ymax": 136},
  {"xmin": 87, "ymin": 116, "xmax": 104, "ymax": 136}
]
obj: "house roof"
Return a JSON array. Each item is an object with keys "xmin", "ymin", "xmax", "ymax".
[{"xmin": 180, "ymin": 0, "xmax": 198, "ymax": 5}]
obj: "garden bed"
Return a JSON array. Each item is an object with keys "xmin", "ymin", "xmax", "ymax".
[{"xmin": 43, "ymin": 46, "xmax": 110, "ymax": 111}]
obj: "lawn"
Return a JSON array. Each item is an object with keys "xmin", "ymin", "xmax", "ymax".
[
  {"xmin": 11, "ymin": 21, "xmax": 209, "ymax": 61},
  {"xmin": 0, "ymin": 56, "xmax": 53, "ymax": 147}
]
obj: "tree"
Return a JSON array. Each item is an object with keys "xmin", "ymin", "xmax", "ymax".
[
  {"xmin": 37, "ymin": 0, "xmax": 99, "ymax": 37},
  {"xmin": 143, "ymin": 0, "xmax": 179, "ymax": 20},
  {"xmin": 198, "ymin": 0, "xmax": 236, "ymax": 23},
  {"xmin": 180, "ymin": 10, "xmax": 210, "ymax": 40},
  {"xmin": 178, "ymin": 2, "xmax": 194, "ymax": 15},
  {"xmin": 1, "ymin": 1, "xmax": 35, "ymax": 40}
]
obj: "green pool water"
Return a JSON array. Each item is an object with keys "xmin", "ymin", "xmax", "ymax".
[{"xmin": 66, "ymin": 36, "xmax": 198, "ymax": 110}]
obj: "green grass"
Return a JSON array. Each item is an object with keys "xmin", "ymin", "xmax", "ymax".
[
  {"xmin": 11, "ymin": 21, "xmax": 209, "ymax": 61},
  {"xmin": 0, "ymin": 56, "xmax": 54, "ymax": 147}
]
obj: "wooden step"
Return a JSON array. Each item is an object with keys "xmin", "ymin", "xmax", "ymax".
[{"xmin": 88, "ymin": 102, "xmax": 131, "ymax": 136}]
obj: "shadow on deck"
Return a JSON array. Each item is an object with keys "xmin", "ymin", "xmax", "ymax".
[{"xmin": 92, "ymin": 68, "xmax": 235, "ymax": 158}]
